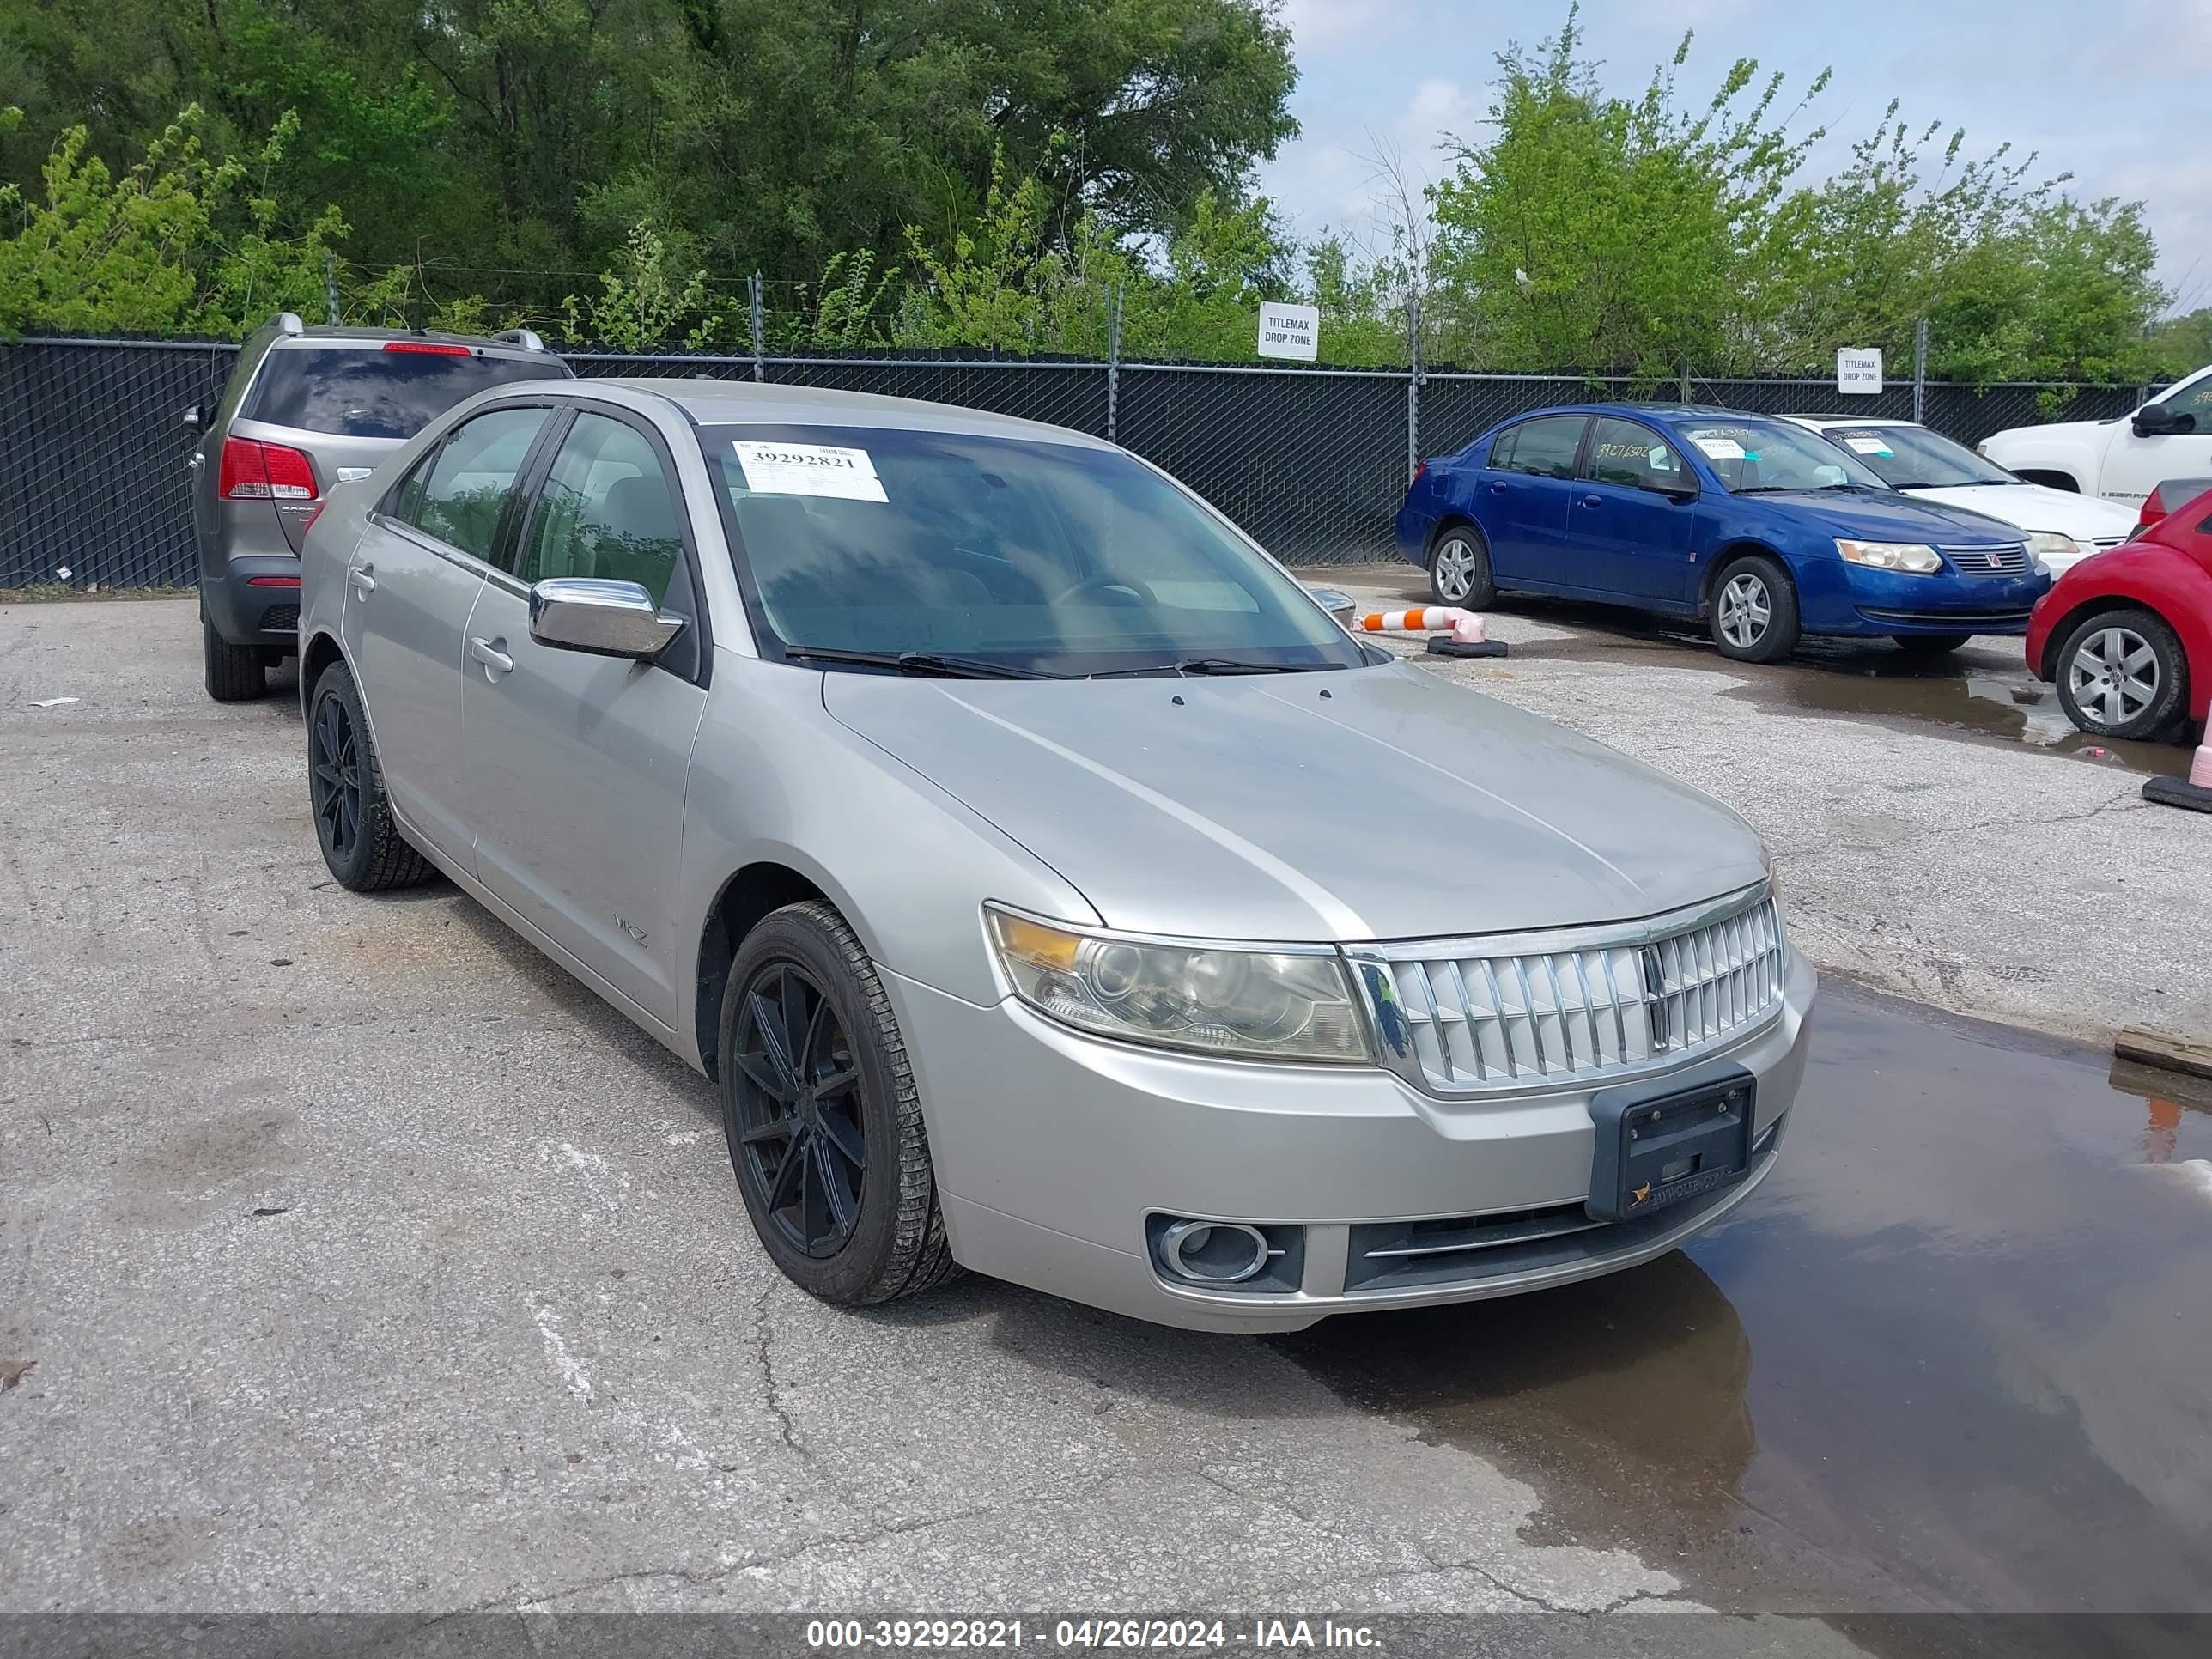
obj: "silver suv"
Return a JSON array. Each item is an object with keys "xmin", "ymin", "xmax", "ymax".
[{"xmin": 184, "ymin": 313, "xmax": 570, "ymax": 701}]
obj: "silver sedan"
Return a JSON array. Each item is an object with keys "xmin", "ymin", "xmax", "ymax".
[{"xmin": 297, "ymin": 378, "xmax": 1815, "ymax": 1332}]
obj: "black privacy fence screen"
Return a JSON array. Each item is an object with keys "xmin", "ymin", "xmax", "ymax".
[{"xmin": 0, "ymin": 335, "xmax": 2161, "ymax": 589}]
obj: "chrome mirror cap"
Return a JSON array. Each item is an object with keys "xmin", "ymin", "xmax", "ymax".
[{"xmin": 528, "ymin": 578, "xmax": 686, "ymax": 661}]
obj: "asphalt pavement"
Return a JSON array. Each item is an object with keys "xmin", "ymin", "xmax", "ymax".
[{"xmin": 3, "ymin": 595, "xmax": 2207, "ymax": 1644}]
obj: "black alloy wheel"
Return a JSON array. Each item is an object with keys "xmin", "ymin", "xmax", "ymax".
[
  {"xmin": 310, "ymin": 691, "xmax": 363, "ymax": 865},
  {"xmin": 731, "ymin": 960, "xmax": 868, "ymax": 1258}
]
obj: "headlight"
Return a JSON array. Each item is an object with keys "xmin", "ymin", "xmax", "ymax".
[
  {"xmin": 986, "ymin": 906, "xmax": 1374, "ymax": 1063},
  {"xmin": 1835, "ymin": 538, "xmax": 1942, "ymax": 574},
  {"xmin": 2025, "ymin": 531, "xmax": 2076, "ymax": 573}
]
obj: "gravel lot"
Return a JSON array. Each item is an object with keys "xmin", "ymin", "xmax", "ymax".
[
  {"xmin": 1314, "ymin": 567, "xmax": 2210, "ymax": 1049},
  {"xmin": 3, "ymin": 592, "xmax": 2204, "ymax": 1641}
]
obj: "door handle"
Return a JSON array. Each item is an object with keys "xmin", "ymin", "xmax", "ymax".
[
  {"xmin": 1486, "ymin": 481, "xmax": 1510, "ymax": 494},
  {"xmin": 469, "ymin": 635, "xmax": 514, "ymax": 677},
  {"xmin": 348, "ymin": 563, "xmax": 376, "ymax": 596},
  {"xmin": 1580, "ymin": 494, "xmax": 1603, "ymax": 507}
]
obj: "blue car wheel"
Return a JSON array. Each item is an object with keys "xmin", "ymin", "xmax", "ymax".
[
  {"xmin": 1710, "ymin": 553, "xmax": 1802, "ymax": 665},
  {"xmin": 1428, "ymin": 525, "xmax": 1494, "ymax": 608}
]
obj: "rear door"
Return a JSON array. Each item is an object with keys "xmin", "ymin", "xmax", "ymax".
[
  {"xmin": 1571, "ymin": 416, "xmax": 1702, "ymax": 604},
  {"xmin": 340, "ymin": 404, "xmax": 554, "ymax": 871},
  {"xmin": 460, "ymin": 405, "xmax": 710, "ymax": 1027},
  {"xmin": 1479, "ymin": 415, "xmax": 1589, "ymax": 588}
]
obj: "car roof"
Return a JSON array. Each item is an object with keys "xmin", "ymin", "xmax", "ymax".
[
  {"xmin": 1491, "ymin": 402, "xmax": 1788, "ymax": 425},
  {"xmin": 599, "ymin": 377, "xmax": 1121, "ymax": 449},
  {"xmin": 1782, "ymin": 414, "xmax": 1916, "ymax": 429}
]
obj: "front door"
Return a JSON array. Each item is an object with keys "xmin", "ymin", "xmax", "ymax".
[
  {"xmin": 2100, "ymin": 374, "xmax": 2212, "ymax": 507},
  {"xmin": 1571, "ymin": 417, "xmax": 1702, "ymax": 604},
  {"xmin": 462, "ymin": 408, "xmax": 708, "ymax": 1028},
  {"xmin": 339, "ymin": 404, "xmax": 550, "ymax": 868},
  {"xmin": 1480, "ymin": 414, "xmax": 1589, "ymax": 588}
]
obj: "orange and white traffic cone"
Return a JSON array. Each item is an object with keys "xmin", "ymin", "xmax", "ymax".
[
  {"xmin": 1352, "ymin": 606, "xmax": 1509, "ymax": 659},
  {"xmin": 2143, "ymin": 732, "xmax": 2212, "ymax": 814}
]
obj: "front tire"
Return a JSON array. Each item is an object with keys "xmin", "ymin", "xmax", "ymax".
[
  {"xmin": 2054, "ymin": 607, "xmax": 2188, "ymax": 741},
  {"xmin": 307, "ymin": 659, "xmax": 435, "ymax": 891},
  {"xmin": 719, "ymin": 901, "xmax": 960, "ymax": 1307},
  {"xmin": 1891, "ymin": 633, "xmax": 1973, "ymax": 659},
  {"xmin": 1428, "ymin": 525, "xmax": 1496, "ymax": 608},
  {"xmin": 1709, "ymin": 554, "xmax": 1801, "ymax": 664},
  {"xmin": 204, "ymin": 613, "xmax": 268, "ymax": 702}
]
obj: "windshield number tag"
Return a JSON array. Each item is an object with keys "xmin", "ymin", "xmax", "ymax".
[
  {"xmin": 1693, "ymin": 436, "xmax": 1746, "ymax": 460},
  {"xmin": 1844, "ymin": 436, "xmax": 1894, "ymax": 456},
  {"xmin": 732, "ymin": 441, "xmax": 889, "ymax": 502}
]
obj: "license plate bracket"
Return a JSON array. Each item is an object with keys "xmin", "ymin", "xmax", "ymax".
[{"xmin": 1586, "ymin": 1060, "xmax": 1756, "ymax": 1224}]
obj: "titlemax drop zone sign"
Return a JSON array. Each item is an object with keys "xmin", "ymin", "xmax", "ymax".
[
  {"xmin": 1256, "ymin": 301, "xmax": 1320, "ymax": 361},
  {"xmin": 1837, "ymin": 348, "xmax": 1884, "ymax": 394}
]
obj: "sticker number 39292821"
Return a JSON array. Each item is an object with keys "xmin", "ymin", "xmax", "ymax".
[{"xmin": 732, "ymin": 441, "xmax": 889, "ymax": 502}]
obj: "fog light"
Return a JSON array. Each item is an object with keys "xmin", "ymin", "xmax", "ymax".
[{"xmin": 1157, "ymin": 1218, "xmax": 1271, "ymax": 1283}]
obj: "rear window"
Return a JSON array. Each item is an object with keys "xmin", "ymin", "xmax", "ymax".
[{"xmin": 243, "ymin": 346, "xmax": 568, "ymax": 440}]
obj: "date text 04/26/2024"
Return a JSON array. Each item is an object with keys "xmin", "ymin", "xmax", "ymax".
[{"xmin": 804, "ymin": 1620, "xmax": 1383, "ymax": 1650}]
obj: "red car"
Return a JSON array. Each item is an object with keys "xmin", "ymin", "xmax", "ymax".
[{"xmin": 2027, "ymin": 487, "xmax": 2212, "ymax": 742}]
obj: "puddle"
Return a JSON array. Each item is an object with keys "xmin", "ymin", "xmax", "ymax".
[
  {"xmin": 1432, "ymin": 591, "xmax": 2191, "ymax": 779},
  {"xmin": 1274, "ymin": 984, "xmax": 2212, "ymax": 1614},
  {"xmin": 1728, "ymin": 659, "xmax": 2188, "ymax": 778}
]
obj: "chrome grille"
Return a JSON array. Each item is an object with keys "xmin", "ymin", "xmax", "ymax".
[
  {"xmin": 1354, "ymin": 889, "xmax": 1784, "ymax": 1095},
  {"xmin": 1940, "ymin": 542, "xmax": 2029, "ymax": 577}
]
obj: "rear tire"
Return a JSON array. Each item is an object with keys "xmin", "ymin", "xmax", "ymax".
[
  {"xmin": 204, "ymin": 613, "xmax": 268, "ymax": 702},
  {"xmin": 719, "ymin": 901, "xmax": 960, "ymax": 1307},
  {"xmin": 2054, "ymin": 607, "xmax": 2188, "ymax": 741},
  {"xmin": 1428, "ymin": 525, "xmax": 1496, "ymax": 609},
  {"xmin": 307, "ymin": 659, "xmax": 435, "ymax": 891},
  {"xmin": 1709, "ymin": 554, "xmax": 1801, "ymax": 664},
  {"xmin": 1891, "ymin": 633, "xmax": 1973, "ymax": 659}
]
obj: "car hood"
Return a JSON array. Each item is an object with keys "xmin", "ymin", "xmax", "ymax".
[
  {"xmin": 822, "ymin": 662, "xmax": 1766, "ymax": 943},
  {"xmin": 1898, "ymin": 483, "xmax": 2137, "ymax": 544},
  {"xmin": 1746, "ymin": 489, "xmax": 2025, "ymax": 543}
]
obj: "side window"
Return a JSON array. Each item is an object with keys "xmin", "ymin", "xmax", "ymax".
[
  {"xmin": 1486, "ymin": 427, "xmax": 1519, "ymax": 471},
  {"xmin": 1499, "ymin": 416, "xmax": 1586, "ymax": 480},
  {"xmin": 2155, "ymin": 380, "xmax": 2212, "ymax": 431},
  {"xmin": 518, "ymin": 412, "xmax": 687, "ymax": 608},
  {"xmin": 404, "ymin": 407, "xmax": 547, "ymax": 564},
  {"xmin": 1585, "ymin": 417, "xmax": 1688, "ymax": 492}
]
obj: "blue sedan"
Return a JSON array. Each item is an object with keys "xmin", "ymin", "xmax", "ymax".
[{"xmin": 1395, "ymin": 404, "xmax": 2051, "ymax": 662}]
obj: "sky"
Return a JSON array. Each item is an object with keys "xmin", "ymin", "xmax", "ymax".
[{"xmin": 1256, "ymin": 0, "xmax": 2212, "ymax": 315}]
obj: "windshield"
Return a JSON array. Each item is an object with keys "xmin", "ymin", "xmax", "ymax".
[
  {"xmin": 1670, "ymin": 418, "xmax": 1893, "ymax": 494},
  {"xmin": 245, "ymin": 346, "xmax": 568, "ymax": 439},
  {"xmin": 1812, "ymin": 424, "xmax": 2019, "ymax": 489},
  {"xmin": 698, "ymin": 424, "xmax": 1370, "ymax": 677}
]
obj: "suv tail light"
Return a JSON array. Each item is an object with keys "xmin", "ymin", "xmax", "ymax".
[{"xmin": 220, "ymin": 435, "xmax": 317, "ymax": 501}]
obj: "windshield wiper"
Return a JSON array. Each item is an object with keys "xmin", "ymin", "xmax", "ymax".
[
  {"xmin": 1091, "ymin": 657, "xmax": 1333, "ymax": 678},
  {"xmin": 784, "ymin": 647, "xmax": 1053, "ymax": 680}
]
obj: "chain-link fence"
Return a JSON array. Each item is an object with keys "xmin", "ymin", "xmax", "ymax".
[{"xmin": 0, "ymin": 334, "xmax": 2165, "ymax": 589}]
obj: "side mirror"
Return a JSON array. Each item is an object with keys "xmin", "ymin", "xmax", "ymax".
[
  {"xmin": 2134, "ymin": 404, "xmax": 2191, "ymax": 439},
  {"xmin": 528, "ymin": 578, "xmax": 686, "ymax": 661},
  {"xmin": 181, "ymin": 404, "xmax": 205, "ymax": 431},
  {"xmin": 1649, "ymin": 478, "xmax": 1699, "ymax": 501},
  {"xmin": 1305, "ymin": 584, "xmax": 1358, "ymax": 623}
]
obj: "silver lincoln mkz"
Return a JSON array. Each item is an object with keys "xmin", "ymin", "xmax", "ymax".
[{"xmin": 298, "ymin": 379, "xmax": 1814, "ymax": 1331}]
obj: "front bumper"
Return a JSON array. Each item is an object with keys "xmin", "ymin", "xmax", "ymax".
[
  {"xmin": 1798, "ymin": 562, "xmax": 2049, "ymax": 638},
  {"xmin": 888, "ymin": 947, "xmax": 1815, "ymax": 1332}
]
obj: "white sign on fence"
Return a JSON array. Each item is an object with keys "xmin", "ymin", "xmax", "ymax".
[
  {"xmin": 1837, "ymin": 348, "xmax": 1884, "ymax": 394},
  {"xmin": 1256, "ymin": 301, "xmax": 1320, "ymax": 362}
]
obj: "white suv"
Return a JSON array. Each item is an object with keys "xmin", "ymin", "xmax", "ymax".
[{"xmin": 1978, "ymin": 368, "xmax": 2212, "ymax": 507}]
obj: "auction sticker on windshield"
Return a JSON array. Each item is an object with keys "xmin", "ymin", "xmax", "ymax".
[
  {"xmin": 1843, "ymin": 436, "xmax": 1895, "ymax": 456},
  {"xmin": 733, "ymin": 441, "xmax": 889, "ymax": 502},
  {"xmin": 1693, "ymin": 435, "xmax": 1747, "ymax": 460}
]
